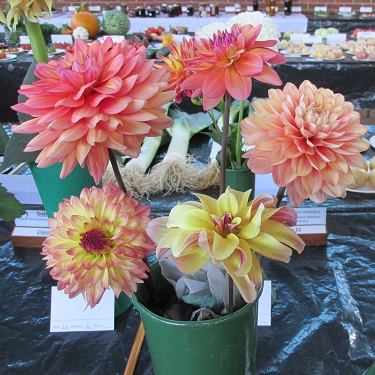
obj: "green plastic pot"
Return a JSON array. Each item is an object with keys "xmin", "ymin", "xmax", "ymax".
[
  {"xmin": 30, "ymin": 162, "xmax": 100, "ymax": 218},
  {"xmin": 225, "ymin": 167, "xmax": 255, "ymax": 199},
  {"xmin": 133, "ymin": 263, "xmax": 263, "ymax": 375}
]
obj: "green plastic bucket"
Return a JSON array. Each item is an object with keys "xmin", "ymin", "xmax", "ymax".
[
  {"xmin": 133, "ymin": 263, "xmax": 263, "ymax": 375},
  {"xmin": 225, "ymin": 167, "xmax": 255, "ymax": 199},
  {"xmin": 30, "ymin": 162, "xmax": 100, "ymax": 218}
]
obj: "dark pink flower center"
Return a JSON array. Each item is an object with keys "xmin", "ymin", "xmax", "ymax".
[
  {"xmin": 213, "ymin": 213, "xmax": 238, "ymax": 237},
  {"xmin": 80, "ymin": 228, "xmax": 110, "ymax": 254}
]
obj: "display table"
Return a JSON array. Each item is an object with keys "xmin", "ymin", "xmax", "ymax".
[
  {"xmin": 0, "ymin": 12, "xmax": 308, "ymax": 34},
  {"xmin": 306, "ymin": 13, "xmax": 375, "ymax": 33},
  {"xmin": 0, "ymin": 126, "xmax": 374, "ymax": 375},
  {"xmin": 1, "ymin": 51, "xmax": 375, "ymax": 123}
]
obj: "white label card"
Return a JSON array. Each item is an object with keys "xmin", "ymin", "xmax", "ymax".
[
  {"xmin": 314, "ymin": 6, "xmax": 327, "ymax": 12},
  {"xmin": 103, "ymin": 35, "xmax": 125, "ymax": 43},
  {"xmin": 294, "ymin": 207, "xmax": 326, "ymax": 226},
  {"xmin": 292, "ymin": 6, "xmax": 302, "ymax": 12},
  {"xmin": 14, "ymin": 210, "xmax": 49, "ymax": 227},
  {"xmin": 51, "ymin": 34, "xmax": 73, "ymax": 44},
  {"xmin": 326, "ymin": 33, "xmax": 347, "ymax": 44},
  {"xmin": 357, "ymin": 31, "xmax": 375, "ymax": 39},
  {"xmin": 291, "ymin": 224, "xmax": 327, "ymax": 235},
  {"xmin": 339, "ymin": 7, "xmax": 352, "ymax": 13},
  {"xmin": 360, "ymin": 7, "xmax": 372, "ymax": 13},
  {"xmin": 19, "ymin": 35, "xmax": 31, "ymax": 44},
  {"xmin": 12, "ymin": 226, "xmax": 51, "ymax": 237},
  {"xmin": 257, "ymin": 280, "xmax": 272, "ymax": 326},
  {"xmin": 50, "ymin": 287, "xmax": 115, "ymax": 332},
  {"xmin": 290, "ymin": 33, "xmax": 309, "ymax": 42}
]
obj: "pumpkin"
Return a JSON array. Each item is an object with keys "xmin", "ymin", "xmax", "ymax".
[{"xmin": 70, "ymin": 11, "xmax": 99, "ymax": 39}]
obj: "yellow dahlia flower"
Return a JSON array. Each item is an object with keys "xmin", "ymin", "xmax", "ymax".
[
  {"xmin": 41, "ymin": 183, "xmax": 155, "ymax": 308},
  {"xmin": 147, "ymin": 187, "xmax": 305, "ymax": 303},
  {"xmin": 0, "ymin": 0, "xmax": 53, "ymax": 28}
]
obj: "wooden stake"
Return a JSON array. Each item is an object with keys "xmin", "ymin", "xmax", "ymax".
[{"xmin": 123, "ymin": 321, "xmax": 145, "ymax": 375}]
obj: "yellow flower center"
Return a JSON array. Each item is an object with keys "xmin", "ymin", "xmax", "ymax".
[{"xmin": 80, "ymin": 228, "xmax": 110, "ymax": 254}]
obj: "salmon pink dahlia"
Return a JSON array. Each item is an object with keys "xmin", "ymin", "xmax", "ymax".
[
  {"xmin": 180, "ymin": 24, "xmax": 287, "ymax": 110},
  {"xmin": 12, "ymin": 38, "xmax": 176, "ymax": 184},
  {"xmin": 41, "ymin": 183, "xmax": 155, "ymax": 308},
  {"xmin": 241, "ymin": 80, "xmax": 369, "ymax": 206}
]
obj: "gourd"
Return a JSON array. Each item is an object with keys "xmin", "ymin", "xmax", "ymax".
[
  {"xmin": 101, "ymin": 10, "xmax": 131, "ymax": 35},
  {"xmin": 70, "ymin": 11, "xmax": 99, "ymax": 39},
  {"xmin": 73, "ymin": 26, "xmax": 90, "ymax": 40}
]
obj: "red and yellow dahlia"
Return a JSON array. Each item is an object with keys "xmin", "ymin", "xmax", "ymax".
[
  {"xmin": 241, "ymin": 80, "xmax": 369, "ymax": 206},
  {"xmin": 147, "ymin": 187, "xmax": 304, "ymax": 303},
  {"xmin": 156, "ymin": 37, "xmax": 196, "ymax": 103},
  {"xmin": 41, "ymin": 183, "xmax": 155, "ymax": 308},
  {"xmin": 12, "ymin": 38, "xmax": 176, "ymax": 184},
  {"xmin": 180, "ymin": 24, "xmax": 287, "ymax": 110}
]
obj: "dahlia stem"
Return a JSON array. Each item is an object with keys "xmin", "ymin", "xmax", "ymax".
[
  {"xmin": 24, "ymin": 18, "xmax": 48, "ymax": 63},
  {"xmin": 109, "ymin": 149, "xmax": 127, "ymax": 192},
  {"xmin": 235, "ymin": 100, "xmax": 245, "ymax": 166},
  {"xmin": 219, "ymin": 91, "xmax": 231, "ymax": 195},
  {"xmin": 276, "ymin": 186, "xmax": 286, "ymax": 208},
  {"xmin": 220, "ymin": 91, "xmax": 234, "ymax": 314}
]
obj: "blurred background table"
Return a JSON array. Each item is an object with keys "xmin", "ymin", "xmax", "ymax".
[
  {"xmin": 1, "ymin": 51, "xmax": 375, "ymax": 123},
  {"xmin": 0, "ymin": 125, "xmax": 374, "ymax": 375}
]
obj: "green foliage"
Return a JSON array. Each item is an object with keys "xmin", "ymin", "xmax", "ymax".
[
  {"xmin": 0, "ymin": 62, "xmax": 39, "ymax": 173},
  {"xmin": 0, "ymin": 183, "xmax": 26, "ymax": 221},
  {"xmin": 40, "ymin": 23, "xmax": 60, "ymax": 44}
]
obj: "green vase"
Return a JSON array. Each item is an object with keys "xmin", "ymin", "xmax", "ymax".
[
  {"xmin": 115, "ymin": 292, "xmax": 133, "ymax": 317},
  {"xmin": 30, "ymin": 162, "xmax": 100, "ymax": 218},
  {"xmin": 133, "ymin": 263, "xmax": 263, "ymax": 375},
  {"xmin": 225, "ymin": 167, "xmax": 255, "ymax": 198},
  {"xmin": 0, "ymin": 125, "xmax": 9, "ymax": 155}
]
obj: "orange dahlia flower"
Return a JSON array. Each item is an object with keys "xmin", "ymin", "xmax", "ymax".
[
  {"xmin": 156, "ymin": 37, "xmax": 196, "ymax": 103},
  {"xmin": 41, "ymin": 183, "xmax": 155, "ymax": 308},
  {"xmin": 180, "ymin": 24, "xmax": 287, "ymax": 110},
  {"xmin": 12, "ymin": 38, "xmax": 176, "ymax": 184},
  {"xmin": 241, "ymin": 80, "xmax": 369, "ymax": 206}
]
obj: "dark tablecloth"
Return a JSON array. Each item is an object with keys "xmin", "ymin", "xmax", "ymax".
[{"xmin": 1, "ymin": 126, "xmax": 375, "ymax": 375}]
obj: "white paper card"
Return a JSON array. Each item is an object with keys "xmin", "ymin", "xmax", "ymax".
[
  {"xmin": 302, "ymin": 35, "xmax": 323, "ymax": 44},
  {"xmin": 51, "ymin": 34, "xmax": 73, "ymax": 44},
  {"xmin": 15, "ymin": 210, "xmax": 49, "ymax": 227},
  {"xmin": 19, "ymin": 35, "xmax": 31, "ymax": 44},
  {"xmin": 314, "ymin": 6, "xmax": 327, "ymax": 12},
  {"xmin": 68, "ymin": 6, "xmax": 76, "ymax": 12},
  {"xmin": 294, "ymin": 207, "xmax": 326, "ymax": 225},
  {"xmin": 290, "ymin": 33, "xmax": 308, "ymax": 42},
  {"xmin": 257, "ymin": 280, "xmax": 272, "ymax": 326},
  {"xmin": 357, "ymin": 31, "xmax": 375, "ymax": 39},
  {"xmin": 326, "ymin": 33, "xmax": 347, "ymax": 44},
  {"xmin": 225, "ymin": 6, "xmax": 236, "ymax": 12},
  {"xmin": 89, "ymin": 5, "xmax": 101, "ymax": 11},
  {"xmin": 50, "ymin": 287, "xmax": 115, "ymax": 332},
  {"xmin": 12, "ymin": 226, "xmax": 51, "ymax": 237},
  {"xmin": 360, "ymin": 7, "xmax": 372, "ymax": 13},
  {"xmin": 247, "ymin": 5, "xmax": 254, "ymax": 11},
  {"xmin": 292, "ymin": 6, "xmax": 302, "ymax": 12},
  {"xmin": 103, "ymin": 35, "xmax": 125, "ymax": 43},
  {"xmin": 339, "ymin": 7, "xmax": 352, "ymax": 13},
  {"xmin": 0, "ymin": 175, "xmax": 42, "ymax": 205},
  {"xmin": 291, "ymin": 224, "xmax": 327, "ymax": 235}
]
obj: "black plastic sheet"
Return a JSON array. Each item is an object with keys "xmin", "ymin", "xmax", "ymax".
[{"xmin": 1, "ymin": 128, "xmax": 375, "ymax": 375}]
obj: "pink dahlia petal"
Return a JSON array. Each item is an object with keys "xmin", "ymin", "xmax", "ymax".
[{"xmin": 13, "ymin": 38, "xmax": 176, "ymax": 182}]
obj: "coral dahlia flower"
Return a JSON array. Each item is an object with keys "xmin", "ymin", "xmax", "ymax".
[
  {"xmin": 180, "ymin": 24, "xmax": 287, "ymax": 111},
  {"xmin": 12, "ymin": 38, "xmax": 176, "ymax": 184},
  {"xmin": 41, "ymin": 183, "xmax": 155, "ymax": 308},
  {"xmin": 0, "ymin": 0, "xmax": 52, "ymax": 28},
  {"xmin": 147, "ymin": 187, "xmax": 304, "ymax": 304},
  {"xmin": 156, "ymin": 37, "xmax": 196, "ymax": 103},
  {"xmin": 241, "ymin": 80, "xmax": 369, "ymax": 206}
]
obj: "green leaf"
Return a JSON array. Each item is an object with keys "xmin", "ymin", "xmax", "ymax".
[
  {"xmin": 0, "ymin": 183, "xmax": 26, "ymax": 221},
  {"xmin": 0, "ymin": 61, "xmax": 40, "ymax": 172}
]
